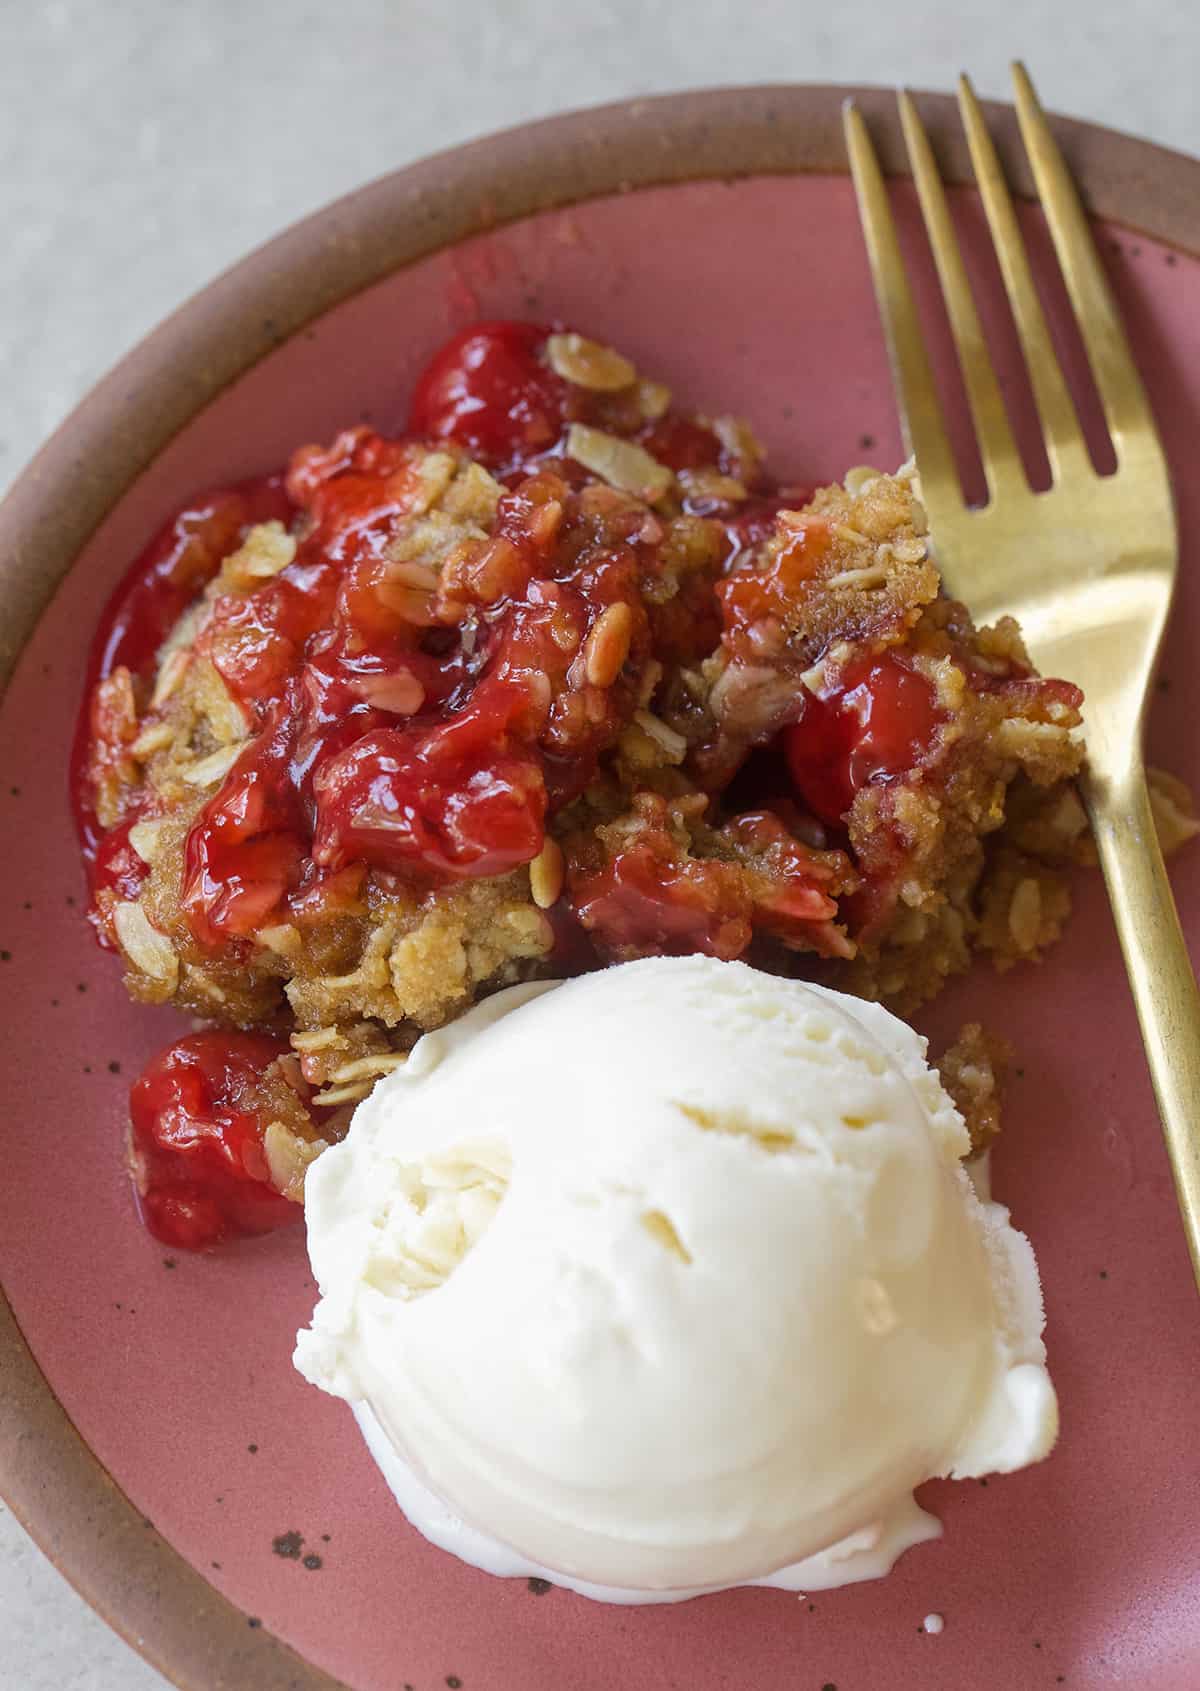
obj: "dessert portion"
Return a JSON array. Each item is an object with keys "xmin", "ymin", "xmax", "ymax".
[
  {"xmin": 295, "ymin": 956, "xmax": 1058, "ymax": 1599},
  {"xmin": 74, "ymin": 321, "xmax": 1088, "ymax": 1247}
]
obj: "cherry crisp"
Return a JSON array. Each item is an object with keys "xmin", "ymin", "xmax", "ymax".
[{"xmin": 75, "ymin": 322, "xmax": 1088, "ymax": 1247}]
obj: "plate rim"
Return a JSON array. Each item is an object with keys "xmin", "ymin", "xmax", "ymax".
[{"xmin": 2, "ymin": 81, "xmax": 1199, "ymax": 1691}]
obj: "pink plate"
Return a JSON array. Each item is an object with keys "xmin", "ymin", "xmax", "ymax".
[{"xmin": 2, "ymin": 87, "xmax": 1200, "ymax": 1691}]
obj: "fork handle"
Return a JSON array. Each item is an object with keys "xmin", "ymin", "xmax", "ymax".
[{"xmin": 1086, "ymin": 763, "xmax": 1200, "ymax": 1292}]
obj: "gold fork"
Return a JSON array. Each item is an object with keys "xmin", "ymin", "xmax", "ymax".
[{"xmin": 844, "ymin": 65, "xmax": 1200, "ymax": 1292}]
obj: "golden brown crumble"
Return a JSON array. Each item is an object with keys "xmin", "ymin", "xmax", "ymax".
[
  {"xmin": 936, "ymin": 1023, "xmax": 1010, "ymax": 1159},
  {"xmin": 82, "ymin": 327, "xmax": 1197, "ymax": 1219}
]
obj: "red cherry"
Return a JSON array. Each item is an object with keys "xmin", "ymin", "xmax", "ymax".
[
  {"xmin": 408, "ymin": 322, "xmax": 568, "ymax": 465},
  {"xmin": 636, "ymin": 415, "xmax": 723, "ymax": 473},
  {"xmin": 570, "ymin": 840, "xmax": 753, "ymax": 962},
  {"xmin": 89, "ymin": 813, "xmax": 150, "ymax": 905},
  {"xmin": 85, "ymin": 813, "xmax": 153, "ymax": 950},
  {"xmin": 784, "ymin": 651, "xmax": 942, "ymax": 826},
  {"xmin": 312, "ymin": 725, "xmax": 547, "ymax": 881},
  {"xmin": 128, "ymin": 1032, "xmax": 303, "ymax": 1249},
  {"xmin": 181, "ymin": 696, "xmax": 307, "ymax": 946},
  {"xmin": 71, "ymin": 476, "xmax": 293, "ymax": 866}
]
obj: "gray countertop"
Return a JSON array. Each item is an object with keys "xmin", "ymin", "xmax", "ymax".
[{"xmin": 1, "ymin": 0, "xmax": 1196, "ymax": 1685}]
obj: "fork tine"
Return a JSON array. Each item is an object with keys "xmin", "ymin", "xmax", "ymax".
[
  {"xmin": 897, "ymin": 89, "xmax": 1024, "ymax": 499},
  {"xmin": 842, "ymin": 100, "xmax": 961, "ymax": 506},
  {"xmin": 956, "ymin": 73, "xmax": 1090, "ymax": 483},
  {"xmin": 1011, "ymin": 62, "xmax": 1158, "ymax": 455}
]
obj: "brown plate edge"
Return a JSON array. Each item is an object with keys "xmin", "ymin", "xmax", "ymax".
[{"xmin": 1, "ymin": 82, "xmax": 1198, "ymax": 1691}]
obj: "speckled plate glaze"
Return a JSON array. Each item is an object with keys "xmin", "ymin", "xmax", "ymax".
[{"xmin": 3, "ymin": 86, "xmax": 1200, "ymax": 1691}]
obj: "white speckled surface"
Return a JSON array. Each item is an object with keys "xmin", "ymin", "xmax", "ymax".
[{"xmin": 0, "ymin": 1, "xmax": 1196, "ymax": 1686}]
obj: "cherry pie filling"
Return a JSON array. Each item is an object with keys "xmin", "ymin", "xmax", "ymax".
[
  {"xmin": 75, "ymin": 321, "xmax": 1081, "ymax": 1247},
  {"xmin": 128, "ymin": 1033, "xmax": 301, "ymax": 1249}
]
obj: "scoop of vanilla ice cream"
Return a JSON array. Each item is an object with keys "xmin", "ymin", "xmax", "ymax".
[{"xmin": 295, "ymin": 956, "xmax": 1056, "ymax": 1597}]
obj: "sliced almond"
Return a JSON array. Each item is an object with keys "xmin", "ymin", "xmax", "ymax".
[
  {"xmin": 843, "ymin": 465, "xmax": 884, "ymax": 497},
  {"xmin": 189, "ymin": 658, "xmax": 252, "ymax": 745},
  {"xmin": 387, "ymin": 559, "xmax": 441, "ymax": 592},
  {"xmin": 257, "ymin": 922, "xmax": 302, "ymax": 959},
  {"xmin": 677, "ymin": 467, "xmax": 747, "ymax": 503},
  {"xmin": 127, "ymin": 819, "xmax": 165, "ymax": 865},
  {"xmin": 113, "ymin": 902, "xmax": 179, "ymax": 987},
  {"xmin": 311, "ymin": 1080, "xmax": 374, "ymax": 1107},
  {"xmin": 633, "ymin": 709, "xmax": 688, "ymax": 763},
  {"xmin": 410, "ymin": 451, "xmax": 458, "ymax": 514},
  {"xmin": 290, "ymin": 1027, "xmax": 342, "ymax": 1053},
  {"xmin": 374, "ymin": 581, "xmax": 438, "ymax": 627},
  {"xmin": 263, "ymin": 1121, "xmax": 325, "ymax": 1204},
  {"xmin": 181, "ymin": 965, "xmax": 227, "ymax": 1003},
  {"xmin": 637, "ymin": 379, "xmax": 671, "ymax": 421},
  {"xmin": 546, "ymin": 332, "xmax": 636, "ymax": 392},
  {"xmin": 181, "ymin": 743, "xmax": 246, "ymax": 787},
  {"xmin": 93, "ymin": 668, "xmax": 138, "ymax": 740},
  {"xmin": 151, "ymin": 648, "xmax": 192, "ymax": 709},
  {"xmin": 224, "ymin": 520, "xmax": 297, "ymax": 583},
  {"xmin": 355, "ymin": 670, "xmax": 426, "ymax": 716},
  {"xmin": 566, "ymin": 425, "xmax": 673, "ymax": 504},
  {"xmin": 799, "ymin": 658, "xmax": 828, "ymax": 693},
  {"xmin": 129, "ymin": 721, "xmax": 175, "ymax": 760},
  {"xmin": 711, "ymin": 415, "xmax": 763, "ymax": 475},
  {"xmin": 329, "ymin": 1052, "xmax": 408, "ymax": 1085}
]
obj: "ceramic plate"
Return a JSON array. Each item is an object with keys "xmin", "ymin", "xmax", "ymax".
[{"xmin": 2, "ymin": 86, "xmax": 1200, "ymax": 1691}]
